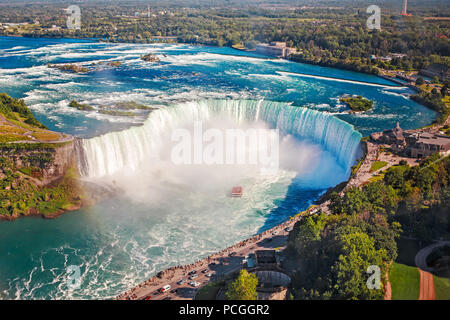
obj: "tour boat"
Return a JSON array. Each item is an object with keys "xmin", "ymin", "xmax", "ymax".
[{"xmin": 231, "ymin": 186, "xmax": 243, "ymax": 197}]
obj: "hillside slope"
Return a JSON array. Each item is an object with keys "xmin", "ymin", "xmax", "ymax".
[{"xmin": 0, "ymin": 93, "xmax": 84, "ymax": 220}]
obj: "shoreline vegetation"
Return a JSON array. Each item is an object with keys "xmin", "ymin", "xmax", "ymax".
[
  {"xmin": 411, "ymin": 90, "xmax": 449, "ymax": 124},
  {"xmin": 0, "ymin": 2, "xmax": 447, "ymax": 77},
  {"xmin": 119, "ymin": 146, "xmax": 449, "ymax": 300},
  {"xmin": 0, "ymin": 2, "xmax": 448, "ymax": 299},
  {"xmin": 26, "ymin": 34, "xmax": 448, "ymax": 123},
  {"xmin": 0, "ymin": 93, "xmax": 111, "ymax": 220}
]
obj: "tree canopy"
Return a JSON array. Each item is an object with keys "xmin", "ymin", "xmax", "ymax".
[{"xmin": 225, "ymin": 269, "xmax": 258, "ymax": 300}]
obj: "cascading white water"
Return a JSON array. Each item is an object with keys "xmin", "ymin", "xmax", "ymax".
[{"xmin": 77, "ymin": 99, "xmax": 362, "ymax": 178}]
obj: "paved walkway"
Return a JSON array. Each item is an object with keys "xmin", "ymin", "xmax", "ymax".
[
  {"xmin": 418, "ymin": 269, "xmax": 435, "ymax": 300},
  {"xmin": 384, "ymin": 270, "xmax": 392, "ymax": 300},
  {"xmin": 117, "ymin": 206, "xmax": 323, "ymax": 300},
  {"xmin": 345, "ymin": 141, "xmax": 417, "ymax": 191},
  {"xmin": 118, "ymin": 139, "xmax": 442, "ymax": 300}
]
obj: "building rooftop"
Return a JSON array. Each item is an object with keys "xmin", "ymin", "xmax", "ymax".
[
  {"xmin": 255, "ymin": 250, "xmax": 278, "ymax": 265},
  {"xmin": 416, "ymin": 134, "xmax": 450, "ymax": 147}
]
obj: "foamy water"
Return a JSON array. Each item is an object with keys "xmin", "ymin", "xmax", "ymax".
[{"xmin": 0, "ymin": 37, "xmax": 438, "ymax": 300}]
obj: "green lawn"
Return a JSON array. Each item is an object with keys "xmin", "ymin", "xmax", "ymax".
[
  {"xmin": 370, "ymin": 161, "xmax": 388, "ymax": 172},
  {"xmin": 434, "ymin": 275, "xmax": 450, "ymax": 300},
  {"xmin": 389, "ymin": 262, "xmax": 420, "ymax": 300}
]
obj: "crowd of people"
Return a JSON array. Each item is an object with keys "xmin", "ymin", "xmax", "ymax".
[{"xmin": 117, "ymin": 204, "xmax": 322, "ymax": 300}]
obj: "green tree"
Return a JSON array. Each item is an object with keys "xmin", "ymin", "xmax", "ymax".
[
  {"xmin": 292, "ymin": 214, "xmax": 326, "ymax": 257},
  {"xmin": 331, "ymin": 232, "xmax": 386, "ymax": 300},
  {"xmin": 340, "ymin": 187, "xmax": 369, "ymax": 215},
  {"xmin": 363, "ymin": 181, "xmax": 399, "ymax": 215},
  {"xmin": 384, "ymin": 165, "xmax": 408, "ymax": 190},
  {"xmin": 225, "ymin": 269, "xmax": 258, "ymax": 300}
]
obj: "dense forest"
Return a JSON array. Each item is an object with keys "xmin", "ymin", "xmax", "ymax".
[
  {"xmin": 287, "ymin": 154, "xmax": 449, "ymax": 299},
  {"xmin": 0, "ymin": 1, "xmax": 448, "ymax": 75}
]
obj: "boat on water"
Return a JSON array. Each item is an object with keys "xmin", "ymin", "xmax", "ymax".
[{"xmin": 231, "ymin": 186, "xmax": 243, "ymax": 197}]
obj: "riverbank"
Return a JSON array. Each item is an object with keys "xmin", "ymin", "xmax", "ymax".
[
  {"xmin": 117, "ymin": 203, "xmax": 324, "ymax": 300},
  {"xmin": 116, "ymin": 138, "xmax": 380, "ymax": 300},
  {"xmin": 1, "ymin": 34, "xmax": 444, "ymax": 120},
  {"xmin": 0, "ymin": 177, "xmax": 116, "ymax": 221},
  {"xmin": 117, "ymin": 111, "xmax": 450, "ymax": 300}
]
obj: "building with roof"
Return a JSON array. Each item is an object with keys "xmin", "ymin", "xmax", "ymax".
[
  {"xmin": 371, "ymin": 122, "xmax": 406, "ymax": 152},
  {"xmin": 408, "ymin": 132, "xmax": 450, "ymax": 158},
  {"xmin": 371, "ymin": 122, "xmax": 450, "ymax": 158},
  {"xmin": 254, "ymin": 250, "xmax": 279, "ymax": 266},
  {"xmin": 245, "ymin": 250, "xmax": 291, "ymax": 300},
  {"xmin": 420, "ymin": 64, "xmax": 450, "ymax": 82},
  {"xmin": 255, "ymin": 42, "xmax": 297, "ymax": 58},
  {"xmin": 252, "ymin": 270, "xmax": 291, "ymax": 300}
]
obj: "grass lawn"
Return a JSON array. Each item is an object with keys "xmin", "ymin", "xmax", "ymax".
[
  {"xmin": 0, "ymin": 133, "xmax": 30, "ymax": 143},
  {"xmin": 389, "ymin": 262, "xmax": 420, "ymax": 300},
  {"xmin": 434, "ymin": 275, "xmax": 450, "ymax": 300},
  {"xmin": 31, "ymin": 131, "xmax": 60, "ymax": 141},
  {"xmin": 370, "ymin": 161, "xmax": 388, "ymax": 172}
]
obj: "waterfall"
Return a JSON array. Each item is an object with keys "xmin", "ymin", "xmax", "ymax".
[{"xmin": 76, "ymin": 99, "xmax": 362, "ymax": 178}]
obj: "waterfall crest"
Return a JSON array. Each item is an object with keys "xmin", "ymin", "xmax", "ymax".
[{"xmin": 77, "ymin": 99, "xmax": 362, "ymax": 178}]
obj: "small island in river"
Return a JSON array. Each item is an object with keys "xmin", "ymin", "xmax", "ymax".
[{"xmin": 340, "ymin": 96, "xmax": 374, "ymax": 112}]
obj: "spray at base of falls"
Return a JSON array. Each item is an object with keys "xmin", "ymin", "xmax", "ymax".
[{"xmin": 76, "ymin": 99, "xmax": 362, "ymax": 178}]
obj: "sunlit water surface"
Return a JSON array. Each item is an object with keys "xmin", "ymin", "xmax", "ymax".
[{"xmin": 0, "ymin": 37, "xmax": 436, "ymax": 299}]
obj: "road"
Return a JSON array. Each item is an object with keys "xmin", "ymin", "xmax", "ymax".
[
  {"xmin": 414, "ymin": 241, "xmax": 450, "ymax": 300},
  {"xmin": 117, "ymin": 216, "xmax": 304, "ymax": 300},
  {"xmin": 415, "ymin": 241, "xmax": 450, "ymax": 272},
  {"xmin": 120, "ymin": 137, "xmax": 446, "ymax": 301}
]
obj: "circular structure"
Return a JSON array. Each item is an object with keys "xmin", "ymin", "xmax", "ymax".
[{"xmin": 253, "ymin": 269, "xmax": 292, "ymax": 300}]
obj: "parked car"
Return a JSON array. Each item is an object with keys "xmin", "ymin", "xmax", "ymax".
[
  {"xmin": 188, "ymin": 270, "xmax": 197, "ymax": 275},
  {"xmin": 272, "ymin": 230, "xmax": 279, "ymax": 235},
  {"xmin": 205, "ymin": 272, "xmax": 214, "ymax": 278},
  {"xmin": 201, "ymin": 268, "xmax": 209, "ymax": 274},
  {"xmin": 189, "ymin": 274, "xmax": 198, "ymax": 280},
  {"xmin": 189, "ymin": 281, "xmax": 201, "ymax": 287},
  {"xmin": 229, "ymin": 251, "xmax": 237, "ymax": 257},
  {"xmin": 177, "ymin": 279, "xmax": 186, "ymax": 285},
  {"xmin": 160, "ymin": 284, "xmax": 171, "ymax": 293}
]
